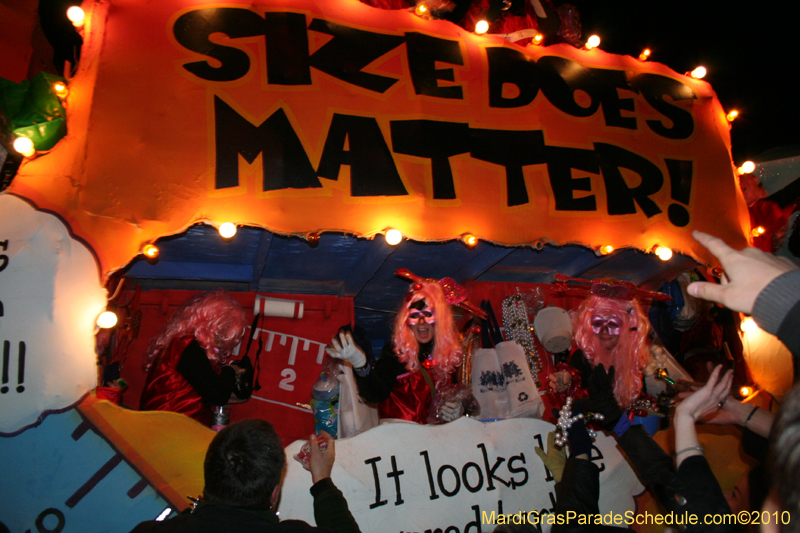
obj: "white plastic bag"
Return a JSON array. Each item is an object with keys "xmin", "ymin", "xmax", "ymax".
[
  {"xmin": 472, "ymin": 341, "xmax": 543, "ymax": 420},
  {"xmin": 337, "ymin": 363, "xmax": 379, "ymax": 438}
]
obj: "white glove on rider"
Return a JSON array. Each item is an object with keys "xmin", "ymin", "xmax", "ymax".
[
  {"xmin": 325, "ymin": 331, "xmax": 367, "ymax": 369},
  {"xmin": 440, "ymin": 401, "xmax": 465, "ymax": 422}
]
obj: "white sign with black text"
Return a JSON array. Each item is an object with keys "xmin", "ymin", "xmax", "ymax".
[
  {"xmin": 280, "ymin": 417, "xmax": 643, "ymax": 533},
  {"xmin": 0, "ymin": 194, "xmax": 106, "ymax": 434}
]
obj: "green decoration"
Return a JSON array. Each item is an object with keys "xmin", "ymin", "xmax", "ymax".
[{"xmin": 0, "ymin": 72, "xmax": 68, "ymax": 153}]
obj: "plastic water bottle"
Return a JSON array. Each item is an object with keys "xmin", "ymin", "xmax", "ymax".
[{"xmin": 311, "ymin": 373, "xmax": 339, "ymax": 438}]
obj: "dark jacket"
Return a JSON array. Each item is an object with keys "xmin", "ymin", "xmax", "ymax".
[
  {"xmin": 551, "ymin": 457, "xmax": 628, "ymax": 533},
  {"xmin": 617, "ymin": 425, "xmax": 735, "ymax": 533},
  {"xmin": 128, "ymin": 478, "xmax": 360, "ymax": 533}
]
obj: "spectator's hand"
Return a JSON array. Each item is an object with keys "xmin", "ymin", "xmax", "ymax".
[
  {"xmin": 325, "ymin": 331, "xmax": 367, "ymax": 369},
  {"xmin": 534, "ymin": 431, "xmax": 567, "ymax": 482},
  {"xmin": 687, "ymin": 231, "xmax": 798, "ymax": 314},
  {"xmin": 585, "ymin": 364, "xmax": 623, "ymax": 429},
  {"xmin": 309, "ymin": 431, "xmax": 335, "ymax": 484},
  {"xmin": 548, "ymin": 371, "xmax": 571, "ymax": 394},
  {"xmin": 441, "ymin": 401, "xmax": 465, "ymax": 422},
  {"xmin": 675, "ymin": 365, "xmax": 733, "ymax": 422}
]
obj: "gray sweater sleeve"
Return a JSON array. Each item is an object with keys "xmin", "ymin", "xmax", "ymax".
[{"xmin": 752, "ymin": 269, "xmax": 800, "ymax": 355}]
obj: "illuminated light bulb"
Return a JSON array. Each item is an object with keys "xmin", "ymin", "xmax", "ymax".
[
  {"xmin": 67, "ymin": 6, "xmax": 85, "ymax": 27},
  {"xmin": 655, "ymin": 246, "xmax": 673, "ymax": 261},
  {"xmin": 53, "ymin": 81, "xmax": 69, "ymax": 98},
  {"xmin": 385, "ymin": 229, "xmax": 403, "ymax": 246},
  {"xmin": 532, "ymin": 33, "xmax": 544, "ymax": 45},
  {"xmin": 13, "ymin": 137, "xmax": 35, "ymax": 157},
  {"xmin": 475, "ymin": 20, "xmax": 489, "ymax": 34},
  {"xmin": 585, "ymin": 35, "xmax": 601, "ymax": 50},
  {"xmin": 415, "ymin": 3, "xmax": 428, "ymax": 16},
  {"xmin": 306, "ymin": 232, "xmax": 320, "ymax": 248},
  {"xmin": 219, "ymin": 222, "xmax": 237, "ymax": 239},
  {"xmin": 726, "ymin": 110, "xmax": 739, "ymax": 122},
  {"xmin": 96, "ymin": 311, "xmax": 118, "ymax": 329},
  {"xmin": 751, "ymin": 226, "xmax": 766, "ymax": 237},
  {"xmin": 462, "ymin": 234, "xmax": 478, "ymax": 247},
  {"xmin": 739, "ymin": 385, "xmax": 755, "ymax": 397},
  {"xmin": 740, "ymin": 316, "xmax": 758, "ymax": 333},
  {"xmin": 599, "ymin": 244, "xmax": 614, "ymax": 255},
  {"xmin": 142, "ymin": 244, "xmax": 159, "ymax": 259},
  {"xmin": 638, "ymin": 48, "xmax": 651, "ymax": 61},
  {"xmin": 690, "ymin": 66, "xmax": 707, "ymax": 79},
  {"xmin": 739, "ymin": 161, "xmax": 756, "ymax": 174}
]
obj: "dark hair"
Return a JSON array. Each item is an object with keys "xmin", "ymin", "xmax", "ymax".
[
  {"xmin": 492, "ymin": 524, "xmax": 539, "ymax": 533},
  {"xmin": 203, "ymin": 419, "xmax": 286, "ymax": 509},
  {"xmin": 769, "ymin": 384, "xmax": 800, "ymax": 532}
]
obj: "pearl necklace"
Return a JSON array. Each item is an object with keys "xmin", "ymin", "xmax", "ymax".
[{"xmin": 501, "ymin": 294, "xmax": 543, "ymax": 387}]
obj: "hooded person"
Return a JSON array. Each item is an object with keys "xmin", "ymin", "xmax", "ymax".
[
  {"xmin": 326, "ymin": 269, "xmax": 482, "ymax": 424},
  {"xmin": 140, "ymin": 290, "xmax": 252, "ymax": 425}
]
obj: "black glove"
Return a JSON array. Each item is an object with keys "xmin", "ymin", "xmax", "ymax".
[
  {"xmin": 584, "ymin": 364, "xmax": 623, "ymax": 430},
  {"xmin": 230, "ymin": 355, "xmax": 254, "ymax": 400},
  {"xmin": 566, "ymin": 402, "xmax": 593, "ymax": 457}
]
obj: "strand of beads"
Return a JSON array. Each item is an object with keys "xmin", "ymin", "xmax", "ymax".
[
  {"xmin": 555, "ymin": 397, "xmax": 606, "ymax": 445},
  {"xmin": 584, "ymin": 412, "xmax": 605, "ymax": 438},
  {"xmin": 555, "ymin": 396, "xmax": 584, "ymax": 447},
  {"xmin": 501, "ymin": 294, "xmax": 543, "ymax": 386}
]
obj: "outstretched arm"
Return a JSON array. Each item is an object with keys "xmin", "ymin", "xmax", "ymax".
[{"xmin": 309, "ymin": 432, "xmax": 362, "ymax": 533}]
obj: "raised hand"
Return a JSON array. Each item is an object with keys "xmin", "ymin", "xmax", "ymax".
[
  {"xmin": 687, "ymin": 231, "xmax": 797, "ymax": 315},
  {"xmin": 325, "ymin": 331, "xmax": 367, "ymax": 369}
]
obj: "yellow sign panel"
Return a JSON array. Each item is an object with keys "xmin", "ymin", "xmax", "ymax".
[{"xmin": 11, "ymin": 0, "xmax": 749, "ymax": 277}]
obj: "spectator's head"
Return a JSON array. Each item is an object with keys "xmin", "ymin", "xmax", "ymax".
[
  {"xmin": 203, "ymin": 419, "xmax": 286, "ymax": 510},
  {"xmin": 724, "ymin": 464, "xmax": 769, "ymax": 519},
  {"xmin": 764, "ymin": 384, "xmax": 800, "ymax": 533}
]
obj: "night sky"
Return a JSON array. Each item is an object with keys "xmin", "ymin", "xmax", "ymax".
[{"xmin": 572, "ymin": 0, "xmax": 798, "ymax": 163}]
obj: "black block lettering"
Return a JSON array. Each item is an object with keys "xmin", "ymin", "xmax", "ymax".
[
  {"xmin": 470, "ymin": 129, "xmax": 546, "ymax": 206},
  {"xmin": 486, "ymin": 47, "xmax": 539, "ymax": 108},
  {"xmin": 214, "ymin": 98, "xmax": 320, "ymax": 190},
  {"xmin": 317, "ymin": 114, "xmax": 407, "ymax": 196},
  {"xmin": 405, "ymin": 33, "xmax": 464, "ymax": 99},
  {"xmin": 545, "ymin": 146, "xmax": 599, "ymax": 211},
  {"xmin": 264, "ymin": 12, "xmax": 311, "ymax": 85},
  {"xmin": 630, "ymin": 73, "xmax": 695, "ymax": 139},
  {"xmin": 308, "ymin": 19, "xmax": 404, "ymax": 93},
  {"xmin": 595, "ymin": 143, "xmax": 663, "ymax": 217},
  {"xmin": 173, "ymin": 8, "xmax": 264, "ymax": 82},
  {"xmin": 390, "ymin": 120, "xmax": 470, "ymax": 199}
]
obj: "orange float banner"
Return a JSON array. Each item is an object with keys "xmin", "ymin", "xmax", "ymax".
[{"xmin": 10, "ymin": 0, "xmax": 749, "ymax": 278}]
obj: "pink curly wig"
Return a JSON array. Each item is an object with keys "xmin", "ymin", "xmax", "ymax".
[
  {"xmin": 573, "ymin": 295, "xmax": 650, "ymax": 409},
  {"xmin": 392, "ymin": 280, "xmax": 462, "ymax": 386},
  {"xmin": 143, "ymin": 290, "xmax": 247, "ymax": 372}
]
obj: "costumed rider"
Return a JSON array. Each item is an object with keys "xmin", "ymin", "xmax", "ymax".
[
  {"xmin": 326, "ymin": 269, "xmax": 483, "ymax": 424},
  {"xmin": 548, "ymin": 275, "xmax": 670, "ymax": 419},
  {"xmin": 140, "ymin": 290, "xmax": 254, "ymax": 426}
]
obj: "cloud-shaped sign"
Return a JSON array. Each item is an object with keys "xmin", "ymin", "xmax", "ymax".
[{"xmin": 0, "ymin": 194, "xmax": 106, "ymax": 434}]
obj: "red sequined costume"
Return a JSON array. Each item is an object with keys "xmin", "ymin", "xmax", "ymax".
[
  {"xmin": 139, "ymin": 290, "xmax": 247, "ymax": 425},
  {"xmin": 140, "ymin": 335, "xmax": 238, "ymax": 425},
  {"xmin": 351, "ymin": 271, "xmax": 468, "ymax": 423},
  {"xmin": 354, "ymin": 341, "xmax": 442, "ymax": 423}
]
